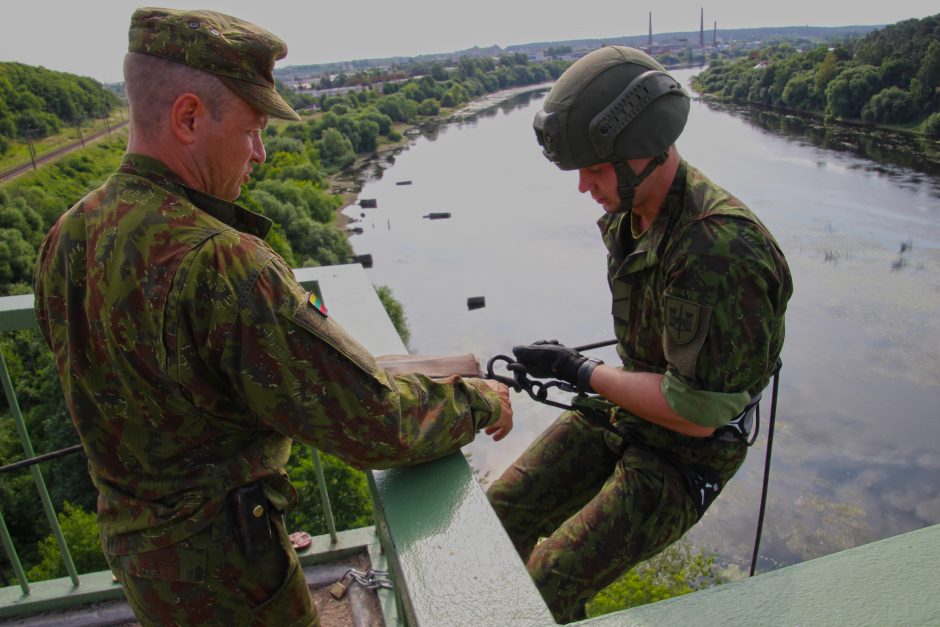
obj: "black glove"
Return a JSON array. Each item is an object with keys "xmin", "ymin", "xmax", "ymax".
[{"xmin": 512, "ymin": 340, "xmax": 603, "ymax": 393}]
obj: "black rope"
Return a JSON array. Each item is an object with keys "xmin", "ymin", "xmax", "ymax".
[
  {"xmin": 571, "ymin": 339, "xmax": 618, "ymax": 352},
  {"xmin": 0, "ymin": 444, "xmax": 84, "ymax": 475},
  {"xmin": 749, "ymin": 361, "xmax": 782, "ymax": 576}
]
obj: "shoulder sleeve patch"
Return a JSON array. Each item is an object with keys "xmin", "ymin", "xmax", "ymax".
[
  {"xmin": 665, "ymin": 295, "xmax": 702, "ymax": 345},
  {"xmin": 283, "ymin": 294, "xmax": 380, "ymax": 380},
  {"xmin": 663, "ymin": 295, "xmax": 712, "ymax": 379},
  {"xmin": 307, "ymin": 282, "xmax": 328, "ymax": 317}
]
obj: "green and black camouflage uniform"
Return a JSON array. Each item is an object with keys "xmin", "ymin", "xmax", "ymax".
[
  {"xmin": 487, "ymin": 160, "xmax": 792, "ymax": 622},
  {"xmin": 34, "ymin": 154, "xmax": 503, "ymax": 626}
]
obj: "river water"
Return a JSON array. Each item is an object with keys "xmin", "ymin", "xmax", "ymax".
[{"xmin": 342, "ymin": 69, "xmax": 940, "ymax": 573}]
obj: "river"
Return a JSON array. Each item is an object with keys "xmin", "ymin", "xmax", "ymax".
[{"xmin": 342, "ymin": 69, "xmax": 940, "ymax": 573}]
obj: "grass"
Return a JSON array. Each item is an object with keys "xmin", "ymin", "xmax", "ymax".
[{"xmin": 0, "ymin": 110, "xmax": 128, "ymax": 173}]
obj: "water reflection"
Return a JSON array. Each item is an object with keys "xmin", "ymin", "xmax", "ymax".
[
  {"xmin": 345, "ymin": 76, "xmax": 940, "ymax": 574},
  {"xmin": 701, "ymin": 100, "xmax": 940, "ymax": 196}
]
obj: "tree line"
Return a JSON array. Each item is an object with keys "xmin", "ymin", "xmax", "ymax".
[
  {"xmin": 0, "ymin": 62, "xmax": 120, "ymax": 156},
  {"xmin": 693, "ymin": 13, "xmax": 940, "ymax": 135}
]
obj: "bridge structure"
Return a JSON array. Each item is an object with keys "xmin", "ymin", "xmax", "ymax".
[{"xmin": 1, "ymin": 264, "xmax": 938, "ymax": 625}]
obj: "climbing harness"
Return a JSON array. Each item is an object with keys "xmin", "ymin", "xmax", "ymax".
[{"xmin": 486, "ymin": 341, "xmax": 783, "ymax": 578}]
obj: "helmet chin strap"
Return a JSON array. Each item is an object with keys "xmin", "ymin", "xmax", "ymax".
[{"xmin": 610, "ymin": 151, "xmax": 668, "ymax": 212}]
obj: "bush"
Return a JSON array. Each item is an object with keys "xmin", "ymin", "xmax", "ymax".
[
  {"xmin": 861, "ymin": 86, "xmax": 916, "ymax": 123},
  {"xmin": 316, "ymin": 127, "xmax": 356, "ymax": 172},
  {"xmin": 285, "ymin": 448, "xmax": 372, "ymax": 536},
  {"xmin": 375, "ymin": 285, "xmax": 410, "ymax": 346},
  {"xmin": 586, "ymin": 541, "xmax": 727, "ymax": 617},
  {"xmin": 924, "ymin": 111, "xmax": 940, "ymax": 138},
  {"xmin": 26, "ymin": 503, "xmax": 107, "ymax": 581},
  {"xmin": 418, "ymin": 98, "xmax": 440, "ymax": 116}
]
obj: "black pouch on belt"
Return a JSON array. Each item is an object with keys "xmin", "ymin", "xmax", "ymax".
[{"xmin": 230, "ymin": 482, "xmax": 274, "ymax": 560}]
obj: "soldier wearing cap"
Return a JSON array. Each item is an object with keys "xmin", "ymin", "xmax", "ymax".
[
  {"xmin": 34, "ymin": 7, "xmax": 512, "ymax": 625},
  {"xmin": 486, "ymin": 46, "xmax": 792, "ymax": 622}
]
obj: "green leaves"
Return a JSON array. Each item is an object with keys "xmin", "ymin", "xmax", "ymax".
[{"xmin": 586, "ymin": 541, "xmax": 728, "ymax": 617}]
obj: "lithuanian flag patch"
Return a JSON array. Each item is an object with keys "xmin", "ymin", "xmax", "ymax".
[{"xmin": 308, "ymin": 283, "xmax": 328, "ymax": 317}]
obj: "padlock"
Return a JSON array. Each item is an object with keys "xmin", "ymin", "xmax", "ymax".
[{"xmin": 329, "ymin": 579, "xmax": 348, "ymax": 600}]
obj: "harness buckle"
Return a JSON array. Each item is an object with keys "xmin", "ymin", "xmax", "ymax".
[{"xmin": 712, "ymin": 393, "xmax": 761, "ymax": 445}]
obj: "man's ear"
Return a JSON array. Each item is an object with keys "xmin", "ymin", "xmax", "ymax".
[{"xmin": 169, "ymin": 92, "xmax": 203, "ymax": 145}]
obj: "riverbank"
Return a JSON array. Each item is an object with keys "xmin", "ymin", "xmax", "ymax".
[{"xmin": 328, "ymin": 83, "xmax": 552, "ymax": 231}]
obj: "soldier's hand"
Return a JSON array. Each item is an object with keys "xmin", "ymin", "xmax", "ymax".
[
  {"xmin": 482, "ymin": 379, "xmax": 513, "ymax": 441},
  {"xmin": 512, "ymin": 340, "xmax": 602, "ymax": 393}
]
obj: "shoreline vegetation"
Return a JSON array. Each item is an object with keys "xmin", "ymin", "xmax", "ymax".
[{"xmin": 691, "ymin": 13, "xmax": 940, "ymax": 140}]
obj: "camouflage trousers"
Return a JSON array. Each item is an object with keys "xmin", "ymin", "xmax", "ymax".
[
  {"xmin": 105, "ymin": 510, "xmax": 317, "ymax": 626},
  {"xmin": 487, "ymin": 407, "xmax": 747, "ymax": 623}
]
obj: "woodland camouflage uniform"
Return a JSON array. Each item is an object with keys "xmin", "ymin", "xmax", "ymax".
[
  {"xmin": 488, "ymin": 46, "xmax": 792, "ymax": 623},
  {"xmin": 34, "ymin": 9, "xmax": 503, "ymax": 627}
]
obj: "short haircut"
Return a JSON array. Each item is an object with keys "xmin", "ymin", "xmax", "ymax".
[{"xmin": 123, "ymin": 52, "xmax": 234, "ymax": 139}]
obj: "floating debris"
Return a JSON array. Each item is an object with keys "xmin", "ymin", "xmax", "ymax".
[
  {"xmin": 359, "ymin": 198, "xmax": 377, "ymax": 208},
  {"xmin": 350, "ymin": 254, "xmax": 373, "ymax": 268},
  {"xmin": 423, "ymin": 212, "xmax": 452, "ymax": 220},
  {"xmin": 346, "ymin": 227, "xmax": 364, "ymax": 235},
  {"xmin": 396, "ymin": 180, "xmax": 413, "ymax": 186},
  {"xmin": 467, "ymin": 296, "xmax": 485, "ymax": 310}
]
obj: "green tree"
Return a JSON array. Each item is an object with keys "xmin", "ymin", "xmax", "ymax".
[
  {"xmin": 26, "ymin": 502, "xmax": 107, "ymax": 581},
  {"xmin": 861, "ymin": 86, "xmax": 916, "ymax": 123},
  {"xmin": 916, "ymin": 39, "xmax": 940, "ymax": 106},
  {"xmin": 285, "ymin": 447, "xmax": 372, "ymax": 536},
  {"xmin": 825, "ymin": 65, "xmax": 881, "ymax": 118},
  {"xmin": 923, "ymin": 111, "xmax": 940, "ymax": 137},
  {"xmin": 316, "ymin": 127, "xmax": 356, "ymax": 172},
  {"xmin": 375, "ymin": 285, "xmax": 410, "ymax": 345},
  {"xmin": 297, "ymin": 222, "xmax": 353, "ymax": 267},
  {"xmin": 430, "ymin": 63, "xmax": 448, "ymax": 81},
  {"xmin": 585, "ymin": 541, "xmax": 727, "ymax": 617},
  {"xmin": 417, "ymin": 98, "xmax": 440, "ymax": 116},
  {"xmin": 782, "ymin": 70, "xmax": 820, "ymax": 110},
  {"xmin": 814, "ymin": 51, "xmax": 840, "ymax": 97}
]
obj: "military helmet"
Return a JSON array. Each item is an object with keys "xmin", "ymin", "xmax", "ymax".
[{"xmin": 534, "ymin": 46, "xmax": 690, "ymax": 170}]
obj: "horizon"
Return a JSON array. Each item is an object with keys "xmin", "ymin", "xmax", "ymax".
[{"xmin": 0, "ymin": 1, "xmax": 937, "ymax": 83}]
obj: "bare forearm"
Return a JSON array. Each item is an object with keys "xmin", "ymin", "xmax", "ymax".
[{"xmin": 589, "ymin": 365, "xmax": 715, "ymax": 437}]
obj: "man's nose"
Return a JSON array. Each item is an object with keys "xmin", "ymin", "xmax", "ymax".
[
  {"xmin": 577, "ymin": 170, "xmax": 592, "ymax": 194},
  {"xmin": 252, "ymin": 136, "xmax": 266, "ymax": 164}
]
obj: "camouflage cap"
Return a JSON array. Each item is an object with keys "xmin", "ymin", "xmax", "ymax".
[{"xmin": 128, "ymin": 7, "xmax": 300, "ymax": 121}]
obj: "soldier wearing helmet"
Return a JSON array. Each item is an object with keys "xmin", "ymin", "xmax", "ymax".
[{"xmin": 487, "ymin": 46, "xmax": 792, "ymax": 622}]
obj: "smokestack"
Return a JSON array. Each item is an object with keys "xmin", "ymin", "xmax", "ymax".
[
  {"xmin": 700, "ymin": 8, "xmax": 705, "ymax": 48},
  {"xmin": 648, "ymin": 12, "xmax": 653, "ymax": 50},
  {"xmin": 713, "ymin": 20, "xmax": 717, "ymax": 47}
]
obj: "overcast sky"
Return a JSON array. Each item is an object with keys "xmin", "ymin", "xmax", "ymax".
[{"xmin": 1, "ymin": 1, "xmax": 937, "ymax": 83}]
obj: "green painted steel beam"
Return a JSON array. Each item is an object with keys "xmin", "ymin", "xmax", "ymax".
[
  {"xmin": 0, "ymin": 294, "xmax": 36, "ymax": 332},
  {"xmin": 369, "ymin": 454, "xmax": 555, "ymax": 627},
  {"xmin": 580, "ymin": 523, "xmax": 940, "ymax": 626}
]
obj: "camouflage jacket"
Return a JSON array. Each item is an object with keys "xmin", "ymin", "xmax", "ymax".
[
  {"xmin": 599, "ymin": 160, "xmax": 792, "ymax": 428},
  {"xmin": 34, "ymin": 154, "xmax": 502, "ymax": 554}
]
